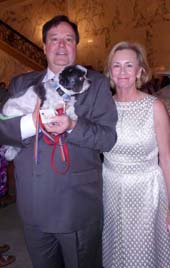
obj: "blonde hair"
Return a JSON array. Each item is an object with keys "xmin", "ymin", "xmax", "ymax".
[{"xmin": 105, "ymin": 41, "xmax": 151, "ymax": 89}]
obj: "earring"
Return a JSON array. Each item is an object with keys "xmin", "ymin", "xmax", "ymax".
[
  {"xmin": 136, "ymin": 77, "xmax": 141, "ymax": 88},
  {"xmin": 136, "ymin": 68, "xmax": 143, "ymax": 88}
]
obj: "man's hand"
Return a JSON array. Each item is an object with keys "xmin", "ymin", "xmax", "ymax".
[{"xmin": 43, "ymin": 114, "xmax": 77, "ymax": 135}]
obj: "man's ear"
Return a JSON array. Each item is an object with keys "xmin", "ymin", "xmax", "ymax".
[{"xmin": 43, "ymin": 43, "xmax": 46, "ymax": 55}]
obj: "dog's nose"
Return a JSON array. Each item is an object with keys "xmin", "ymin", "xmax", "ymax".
[{"xmin": 70, "ymin": 78, "xmax": 76, "ymax": 86}]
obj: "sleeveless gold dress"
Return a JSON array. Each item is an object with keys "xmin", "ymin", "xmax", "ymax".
[{"xmin": 102, "ymin": 95, "xmax": 170, "ymax": 268}]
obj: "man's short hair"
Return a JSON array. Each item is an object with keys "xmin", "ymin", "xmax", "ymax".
[{"xmin": 42, "ymin": 15, "xmax": 79, "ymax": 44}]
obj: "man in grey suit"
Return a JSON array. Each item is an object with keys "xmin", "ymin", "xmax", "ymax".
[{"xmin": 0, "ymin": 15, "xmax": 117, "ymax": 268}]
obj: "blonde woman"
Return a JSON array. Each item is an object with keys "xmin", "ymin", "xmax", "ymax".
[{"xmin": 102, "ymin": 41, "xmax": 170, "ymax": 268}]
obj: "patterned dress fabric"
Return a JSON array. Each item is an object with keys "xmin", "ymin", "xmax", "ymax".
[
  {"xmin": 102, "ymin": 95, "xmax": 170, "ymax": 268},
  {"xmin": 0, "ymin": 146, "xmax": 8, "ymax": 197}
]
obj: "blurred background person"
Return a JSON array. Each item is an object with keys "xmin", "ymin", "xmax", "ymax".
[{"xmin": 0, "ymin": 244, "xmax": 15, "ymax": 267}]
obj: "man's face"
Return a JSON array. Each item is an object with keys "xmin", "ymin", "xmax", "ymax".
[{"xmin": 43, "ymin": 22, "xmax": 77, "ymax": 74}]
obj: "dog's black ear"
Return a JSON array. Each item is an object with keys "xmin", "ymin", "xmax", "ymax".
[
  {"xmin": 33, "ymin": 83, "xmax": 46, "ymax": 107},
  {"xmin": 0, "ymin": 90, "xmax": 10, "ymax": 112}
]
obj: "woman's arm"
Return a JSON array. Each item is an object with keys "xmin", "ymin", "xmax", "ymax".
[
  {"xmin": 66, "ymin": 75, "xmax": 118, "ymax": 152},
  {"xmin": 154, "ymin": 99, "xmax": 170, "ymax": 204}
]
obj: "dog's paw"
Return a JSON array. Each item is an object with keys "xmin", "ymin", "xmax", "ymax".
[{"xmin": 4, "ymin": 146, "xmax": 21, "ymax": 161}]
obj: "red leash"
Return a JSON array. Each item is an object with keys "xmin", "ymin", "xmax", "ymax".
[{"xmin": 35, "ymin": 107, "xmax": 70, "ymax": 174}]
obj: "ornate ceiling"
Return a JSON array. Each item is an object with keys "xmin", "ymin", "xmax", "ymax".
[{"xmin": 0, "ymin": 0, "xmax": 31, "ymax": 9}]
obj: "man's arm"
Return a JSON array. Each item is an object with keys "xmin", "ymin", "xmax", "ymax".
[
  {"xmin": 66, "ymin": 75, "xmax": 117, "ymax": 152},
  {"xmin": 0, "ymin": 116, "xmax": 23, "ymax": 146},
  {"xmin": 44, "ymin": 73, "xmax": 117, "ymax": 152},
  {"xmin": 0, "ymin": 74, "xmax": 40, "ymax": 147}
]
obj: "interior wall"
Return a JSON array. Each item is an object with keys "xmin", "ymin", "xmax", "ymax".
[
  {"xmin": 0, "ymin": 0, "xmax": 170, "ymax": 83},
  {"xmin": 0, "ymin": 51, "xmax": 28, "ymax": 85},
  {"xmin": 0, "ymin": 0, "xmax": 67, "ymax": 84},
  {"xmin": 70, "ymin": 0, "xmax": 170, "ymax": 73}
]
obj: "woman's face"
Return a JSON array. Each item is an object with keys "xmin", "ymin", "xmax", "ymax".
[{"xmin": 110, "ymin": 49, "xmax": 141, "ymax": 91}]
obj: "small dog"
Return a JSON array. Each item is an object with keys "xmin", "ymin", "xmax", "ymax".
[{"xmin": 2, "ymin": 65, "xmax": 91, "ymax": 160}]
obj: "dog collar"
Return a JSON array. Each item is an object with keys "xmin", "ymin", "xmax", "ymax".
[
  {"xmin": 56, "ymin": 86, "xmax": 65, "ymax": 96},
  {"xmin": 56, "ymin": 86, "xmax": 71, "ymax": 102}
]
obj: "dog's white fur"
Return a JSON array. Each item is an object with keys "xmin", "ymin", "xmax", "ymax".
[
  {"xmin": 2, "ymin": 65, "xmax": 90, "ymax": 160},
  {"xmin": 3, "ymin": 82, "xmax": 77, "ymax": 119}
]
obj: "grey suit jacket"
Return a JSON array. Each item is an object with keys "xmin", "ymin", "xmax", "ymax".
[{"xmin": 0, "ymin": 68, "xmax": 117, "ymax": 233}]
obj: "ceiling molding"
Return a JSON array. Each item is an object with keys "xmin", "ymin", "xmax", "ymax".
[{"xmin": 0, "ymin": 0, "xmax": 32, "ymax": 9}]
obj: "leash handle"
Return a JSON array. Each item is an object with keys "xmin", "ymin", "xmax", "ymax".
[
  {"xmin": 36, "ymin": 107, "xmax": 70, "ymax": 174},
  {"xmin": 50, "ymin": 106, "xmax": 70, "ymax": 173},
  {"xmin": 51, "ymin": 136, "xmax": 70, "ymax": 174}
]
